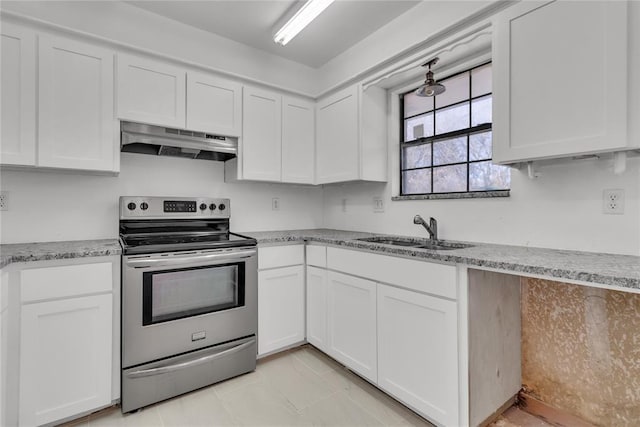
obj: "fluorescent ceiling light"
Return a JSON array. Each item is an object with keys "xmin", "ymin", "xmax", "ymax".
[{"xmin": 273, "ymin": 0, "xmax": 335, "ymax": 46}]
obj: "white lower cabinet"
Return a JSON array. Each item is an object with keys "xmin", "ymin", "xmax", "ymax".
[
  {"xmin": 19, "ymin": 294, "xmax": 112, "ymax": 426},
  {"xmin": 258, "ymin": 265, "xmax": 305, "ymax": 356},
  {"xmin": 326, "ymin": 271, "xmax": 377, "ymax": 383},
  {"xmin": 306, "ymin": 266, "xmax": 327, "ymax": 352},
  {"xmin": 377, "ymin": 283, "xmax": 459, "ymax": 427},
  {"xmin": 2, "ymin": 257, "xmax": 120, "ymax": 427}
]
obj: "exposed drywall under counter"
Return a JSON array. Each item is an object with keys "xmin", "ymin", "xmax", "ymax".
[{"xmin": 521, "ymin": 278, "xmax": 640, "ymax": 427}]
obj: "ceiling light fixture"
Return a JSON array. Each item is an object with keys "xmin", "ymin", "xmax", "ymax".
[
  {"xmin": 273, "ymin": 0, "xmax": 335, "ymax": 46},
  {"xmin": 415, "ymin": 57, "xmax": 446, "ymax": 97}
]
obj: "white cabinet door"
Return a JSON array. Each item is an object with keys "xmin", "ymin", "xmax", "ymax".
[
  {"xmin": 242, "ymin": 87, "xmax": 282, "ymax": 181},
  {"xmin": 186, "ymin": 71, "xmax": 242, "ymax": 137},
  {"xmin": 19, "ymin": 294, "xmax": 112, "ymax": 427},
  {"xmin": 117, "ymin": 54, "xmax": 186, "ymax": 128},
  {"xmin": 493, "ymin": 0, "xmax": 629, "ymax": 163},
  {"xmin": 0, "ymin": 23, "xmax": 36, "ymax": 166},
  {"xmin": 258, "ymin": 265, "xmax": 305, "ymax": 355},
  {"xmin": 316, "ymin": 85, "xmax": 359, "ymax": 184},
  {"xmin": 306, "ymin": 266, "xmax": 327, "ymax": 351},
  {"xmin": 326, "ymin": 271, "xmax": 377, "ymax": 382},
  {"xmin": 1, "ymin": 270, "xmax": 8, "ymax": 427},
  {"xmin": 377, "ymin": 284, "xmax": 459, "ymax": 427},
  {"xmin": 38, "ymin": 35, "xmax": 117, "ymax": 171},
  {"xmin": 282, "ymin": 96, "xmax": 315, "ymax": 184}
]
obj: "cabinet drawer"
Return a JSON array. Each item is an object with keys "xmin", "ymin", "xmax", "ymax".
[
  {"xmin": 21, "ymin": 262, "xmax": 113, "ymax": 303},
  {"xmin": 306, "ymin": 245, "xmax": 327, "ymax": 268},
  {"xmin": 258, "ymin": 245, "xmax": 304, "ymax": 270},
  {"xmin": 327, "ymin": 247, "xmax": 457, "ymax": 299}
]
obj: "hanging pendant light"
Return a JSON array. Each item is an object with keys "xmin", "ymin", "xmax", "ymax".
[{"xmin": 415, "ymin": 57, "xmax": 445, "ymax": 97}]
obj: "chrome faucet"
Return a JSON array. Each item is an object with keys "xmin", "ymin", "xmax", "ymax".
[{"xmin": 413, "ymin": 215, "xmax": 438, "ymax": 241}]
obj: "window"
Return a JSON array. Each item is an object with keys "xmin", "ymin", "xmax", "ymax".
[{"xmin": 400, "ymin": 62, "xmax": 510, "ymax": 198}]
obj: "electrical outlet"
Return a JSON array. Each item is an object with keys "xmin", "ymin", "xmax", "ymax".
[
  {"xmin": 272, "ymin": 197, "xmax": 280, "ymax": 211},
  {"xmin": 373, "ymin": 197, "xmax": 384, "ymax": 213},
  {"xmin": 603, "ymin": 189, "xmax": 624, "ymax": 214},
  {"xmin": 341, "ymin": 198, "xmax": 347, "ymax": 213},
  {"xmin": 0, "ymin": 192, "xmax": 8, "ymax": 211}
]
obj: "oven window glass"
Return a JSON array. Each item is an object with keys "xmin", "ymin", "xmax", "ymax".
[{"xmin": 142, "ymin": 263, "xmax": 244, "ymax": 325}]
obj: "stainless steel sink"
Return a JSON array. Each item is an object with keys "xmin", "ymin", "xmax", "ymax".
[
  {"xmin": 414, "ymin": 241, "xmax": 473, "ymax": 250},
  {"xmin": 356, "ymin": 236, "xmax": 473, "ymax": 250},
  {"xmin": 357, "ymin": 238, "xmax": 422, "ymax": 247}
]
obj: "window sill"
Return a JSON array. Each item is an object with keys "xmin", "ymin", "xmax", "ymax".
[{"xmin": 392, "ymin": 190, "xmax": 510, "ymax": 201}]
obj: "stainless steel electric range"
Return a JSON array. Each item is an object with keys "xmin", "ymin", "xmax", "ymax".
[{"xmin": 119, "ymin": 196, "xmax": 257, "ymax": 413}]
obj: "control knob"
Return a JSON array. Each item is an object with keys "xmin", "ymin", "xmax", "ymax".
[
  {"xmin": 209, "ymin": 203, "xmax": 216, "ymax": 211},
  {"xmin": 218, "ymin": 203, "xmax": 226, "ymax": 211},
  {"xmin": 199, "ymin": 203, "xmax": 207, "ymax": 211},
  {"xmin": 127, "ymin": 202, "xmax": 136, "ymax": 211},
  {"xmin": 140, "ymin": 202, "xmax": 149, "ymax": 211}
]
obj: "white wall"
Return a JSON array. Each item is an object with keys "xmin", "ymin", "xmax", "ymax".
[
  {"xmin": 322, "ymin": 157, "xmax": 640, "ymax": 256},
  {"xmin": 316, "ymin": 0, "xmax": 494, "ymax": 94},
  {"xmin": 0, "ymin": 154, "xmax": 323, "ymax": 243},
  {"xmin": 0, "ymin": 1, "xmax": 318, "ymax": 96}
]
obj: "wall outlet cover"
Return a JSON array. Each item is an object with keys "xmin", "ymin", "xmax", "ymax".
[
  {"xmin": 373, "ymin": 197, "xmax": 384, "ymax": 213},
  {"xmin": 272, "ymin": 197, "xmax": 280, "ymax": 211},
  {"xmin": 0, "ymin": 192, "xmax": 8, "ymax": 211},
  {"xmin": 603, "ymin": 189, "xmax": 624, "ymax": 214}
]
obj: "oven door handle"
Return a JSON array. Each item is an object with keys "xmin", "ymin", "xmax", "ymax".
[
  {"xmin": 126, "ymin": 248, "xmax": 256, "ymax": 268},
  {"xmin": 125, "ymin": 338, "xmax": 256, "ymax": 379}
]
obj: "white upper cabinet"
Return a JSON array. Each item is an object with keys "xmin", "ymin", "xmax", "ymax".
[
  {"xmin": 492, "ymin": 0, "xmax": 631, "ymax": 163},
  {"xmin": 316, "ymin": 85, "xmax": 359, "ymax": 183},
  {"xmin": 186, "ymin": 72, "xmax": 242, "ymax": 137},
  {"xmin": 117, "ymin": 54, "xmax": 186, "ymax": 128},
  {"xmin": 316, "ymin": 84, "xmax": 386, "ymax": 184},
  {"xmin": 282, "ymin": 96, "xmax": 315, "ymax": 184},
  {"xmin": 238, "ymin": 88, "xmax": 315, "ymax": 183},
  {"xmin": 38, "ymin": 35, "xmax": 117, "ymax": 172},
  {"xmin": 1, "ymin": 23, "xmax": 36, "ymax": 166},
  {"xmin": 242, "ymin": 87, "xmax": 282, "ymax": 181}
]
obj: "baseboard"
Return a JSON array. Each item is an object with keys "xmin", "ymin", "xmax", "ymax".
[{"xmin": 518, "ymin": 391, "xmax": 597, "ymax": 427}]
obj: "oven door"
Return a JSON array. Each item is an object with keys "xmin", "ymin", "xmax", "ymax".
[{"xmin": 122, "ymin": 247, "xmax": 257, "ymax": 368}]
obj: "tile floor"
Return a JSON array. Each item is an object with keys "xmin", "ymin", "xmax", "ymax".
[{"xmin": 66, "ymin": 345, "xmax": 549, "ymax": 427}]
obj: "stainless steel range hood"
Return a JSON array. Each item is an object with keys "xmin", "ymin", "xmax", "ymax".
[{"xmin": 121, "ymin": 121, "xmax": 237, "ymax": 161}]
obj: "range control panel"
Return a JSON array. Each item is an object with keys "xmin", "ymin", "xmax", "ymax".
[{"xmin": 120, "ymin": 196, "xmax": 230, "ymax": 219}]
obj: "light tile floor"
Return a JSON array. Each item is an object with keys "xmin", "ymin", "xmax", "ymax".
[
  {"xmin": 68, "ymin": 345, "xmax": 431, "ymax": 427},
  {"xmin": 65, "ymin": 345, "xmax": 548, "ymax": 427}
]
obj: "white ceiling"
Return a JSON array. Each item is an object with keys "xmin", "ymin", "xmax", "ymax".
[{"xmin": 126, "ymin": 0, "xmax": 421, "ymax": 68}]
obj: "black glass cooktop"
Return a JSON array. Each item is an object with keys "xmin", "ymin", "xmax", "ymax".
[{"xmin": 120, "ymin": 219, "xmax": 256, "ymax": 255}]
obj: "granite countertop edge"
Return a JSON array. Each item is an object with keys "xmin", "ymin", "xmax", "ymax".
[
  {"xmin": 0, "ymin": 239, "xmax": 122, "ymax": 269},
  {"xmin": 247, "ymin": 229, "xmax": 640, "ymax": 291},
  {"xmin": 2, "ymin": 231, "xmax": 638, "ymax": 291}
]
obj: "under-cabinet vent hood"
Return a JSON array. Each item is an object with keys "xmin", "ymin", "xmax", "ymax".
[{"xmin": 120, "ymin": 121, "xmax": 237, "ymax": 161}]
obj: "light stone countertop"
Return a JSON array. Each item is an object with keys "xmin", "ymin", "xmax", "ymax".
[
  {"xmin": 0, "ymin": 239, "xmax": 122, "ymax": 269},
  {"xmin": 2, "ymin": 230, "xmax": 638, "ymax": 292},
  {"xmin": 243, "ymin": 229, "xmax": 640, "ymax": 292}
]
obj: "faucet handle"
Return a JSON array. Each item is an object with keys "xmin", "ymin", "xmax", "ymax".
[{"xmin": 429, "ymin": 217, "xmax": 438, "ymax": 240}]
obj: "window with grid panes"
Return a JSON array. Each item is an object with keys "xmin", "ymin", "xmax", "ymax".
[{"xmin": 400, "ymin": 62, "xmax": 510, "ymax": 196}]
